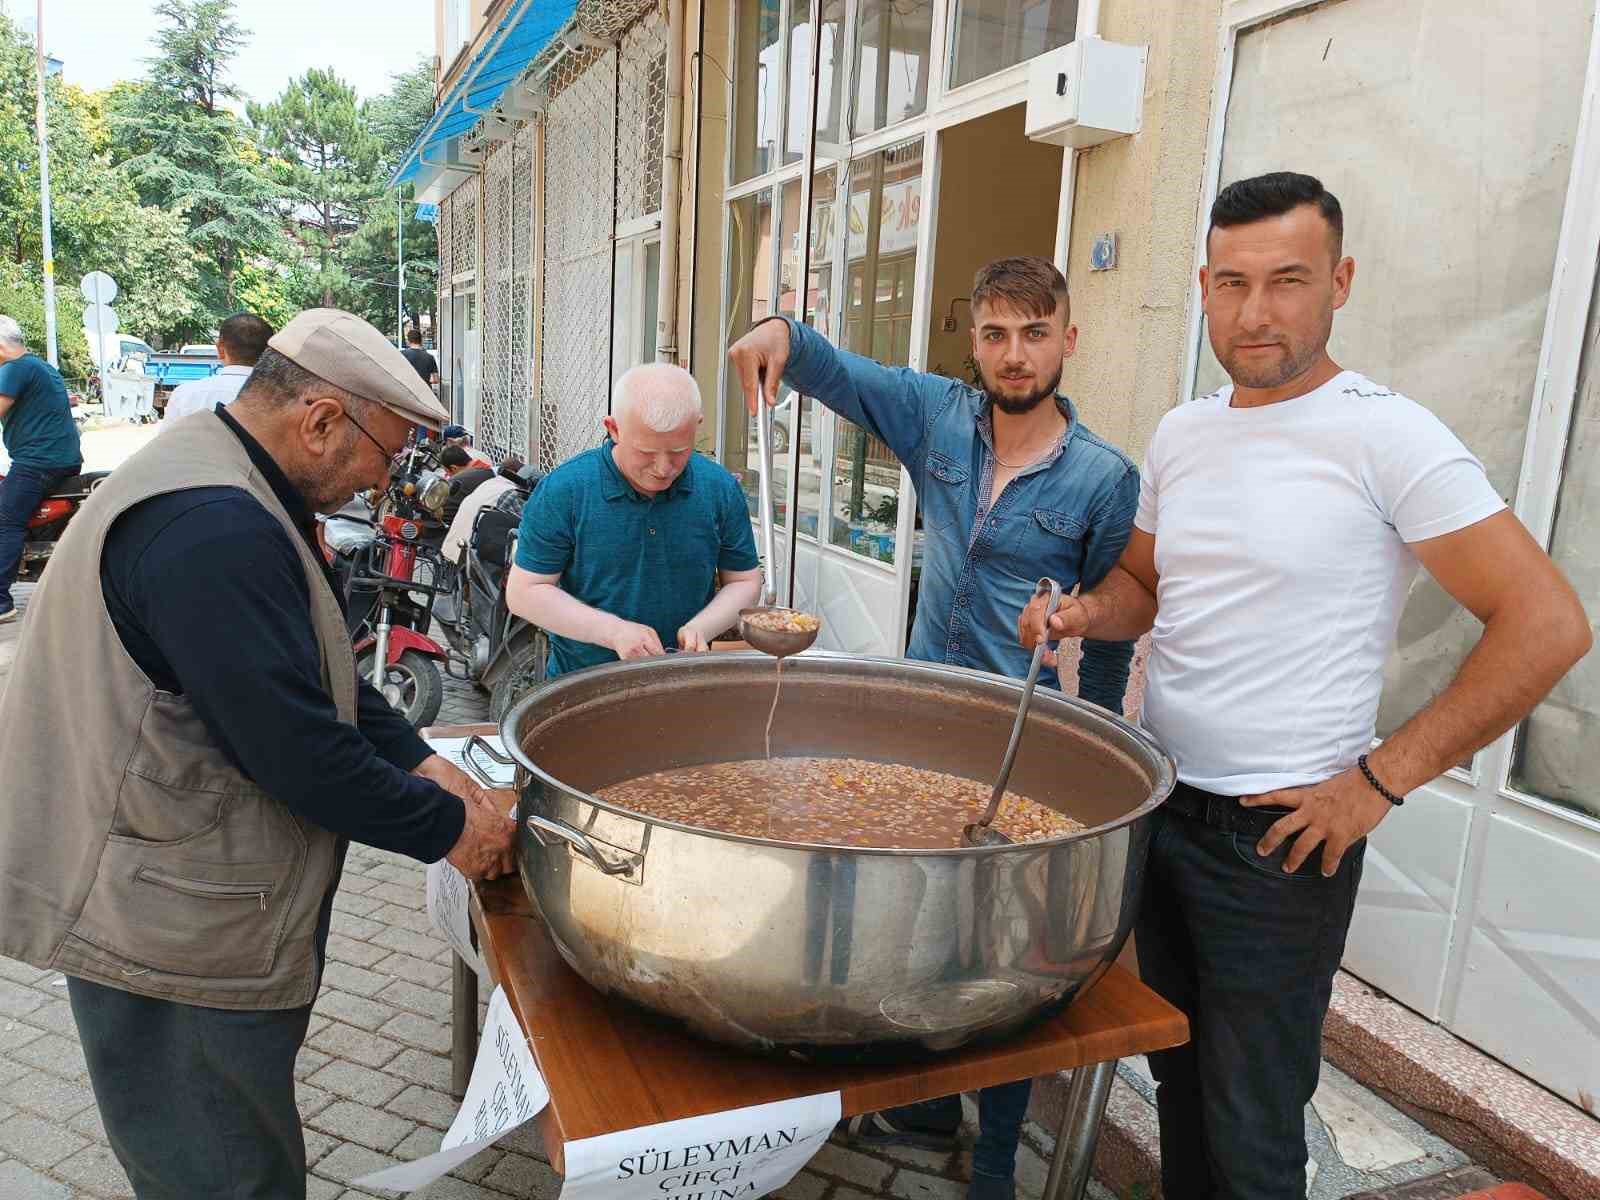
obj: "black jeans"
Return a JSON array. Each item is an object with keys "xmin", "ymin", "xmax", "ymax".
[
  {"xmin": 888, "ymin": 1080, "xmax": 1032, "ymax": 1178},
  {"xmin": 68, "ymin": 977, "xmax": 314, "ymax": 1199},
  {"xmin": 0, "ymin": 461, "xmax": 78, "ymax": 605},
  {"xmin": 1138, "ymin": 786, "xmax": 1365, "ymax": 1200}
]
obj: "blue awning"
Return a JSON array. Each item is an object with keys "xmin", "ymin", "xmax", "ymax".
[{"xmin": 391, "ymin": 0, "xmax": 578, "ymax": 190}]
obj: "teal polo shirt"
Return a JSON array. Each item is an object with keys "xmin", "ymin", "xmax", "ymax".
[
  {"xmin": 0, "ymin": 353, "xmax": 81, "ymax": 470},
  {"xmin": 514, "ymin": 440, "xmax": 760, "ymax": 677}
]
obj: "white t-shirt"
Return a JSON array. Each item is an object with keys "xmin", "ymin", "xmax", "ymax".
[
  {"xmin": 442, "ymin": 475, "xmax": 517, "ymax": 562},
  {"xmin": 1136, "ymin": 371, "xmax": 1505, "ymax": 795},
  {"xmin": 160, "ymin": 365, "xmax": 252, "ymax": 428}
]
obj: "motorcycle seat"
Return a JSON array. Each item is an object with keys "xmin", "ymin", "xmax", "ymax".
[
  {"xmin": 470, "ymin": 509, "xmax": 520, "ymax": 568},
  {"xmin": 48, "ymin": 471, "xmax": 110, "ymax": 498}
]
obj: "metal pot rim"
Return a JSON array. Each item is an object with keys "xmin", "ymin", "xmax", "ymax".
[{"xmin": 499, "ymin": 650, "xmax": 1178, "ymax": 857}]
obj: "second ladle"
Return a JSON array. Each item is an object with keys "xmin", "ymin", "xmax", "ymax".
[
  {"xmin": 962, "ymin": 577, "xmax": 1064, "ymax": 847},
  {"xmin": 742, "ymin": 391, "xmax": 821, "ymax": 659}
]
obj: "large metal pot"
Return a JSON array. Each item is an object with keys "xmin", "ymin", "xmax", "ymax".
[{"xmin": 493, "ymin": 652, "xmax": 1174, "ymax": 1061}]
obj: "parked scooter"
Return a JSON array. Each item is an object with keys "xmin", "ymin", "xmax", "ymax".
[
  {"xmin": 4, "ymin": 466, "xmax": 109, "ymax": 584},
  {"xmin": 436, "ymin": 463, "xmax": 549, "ymax": 720},
  {"xmin": 321, "ymin": 438, "xmax": 455, "ymax": 727}
]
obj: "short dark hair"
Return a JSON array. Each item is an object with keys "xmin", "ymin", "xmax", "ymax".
[
  {"xmin": 1209, "ymin": 172, "xmax": 1343, "ymax": 255},
  {"xmin": 971, "ymin": 256, "xmax": 1069, "ymax": 324},
  {"xmin": 406, "ymin": 327, "xmax": 423, "ymax": 345},
  {"xmin": 498, "ymin": 454, "xmax": 525, "ymax": 479},
  {"xmin": 217, "ymin": 312, "xmax": 274, "ymax": 366},
  {"xmin": 235, "ymin": 347, "xmax": 358, "ymax": 410},
  {"xmin": 439, "ymin": 444, "xmax": 472, "ymax": 469}
]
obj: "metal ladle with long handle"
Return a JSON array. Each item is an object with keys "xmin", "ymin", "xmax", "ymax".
[
  {"xmin": 962, "ymin": 577, "xmax": 1064, "ymax": 847},
  {"xmin": 740, "ymin": 394, "xmax": 822, "ymax": 658}
]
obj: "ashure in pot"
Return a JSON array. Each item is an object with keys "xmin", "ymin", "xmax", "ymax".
[{"xmin": 494, "ymin": 652, "xmax": 1175, "ymax": 1061}]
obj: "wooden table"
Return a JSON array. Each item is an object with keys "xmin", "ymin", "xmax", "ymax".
[{"xmin": 434, "ymin": 725, "xmax": 1188, "ymax": 1200}]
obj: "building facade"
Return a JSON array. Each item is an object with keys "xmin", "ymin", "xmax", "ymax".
[{"xmin": 402, "ymin": 0, "xmax": 1600, "ymax": 1108}]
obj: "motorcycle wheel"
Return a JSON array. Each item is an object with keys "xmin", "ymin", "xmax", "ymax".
[
  {"xmin": 489, "ymin": 630, "xmax": 548, "ymax": 722},
  {"xmin": 358, "ymin": 649, "xmax": 445, "ymax": 729}
]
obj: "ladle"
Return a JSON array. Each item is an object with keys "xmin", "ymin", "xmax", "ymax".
[
  {"xmin": 962, "ymin": 577, "xmax": 1064, "ymax": 847},
  {"xmin": 740, "ymin": 394, "xmax": 822, "ymax": 659}
]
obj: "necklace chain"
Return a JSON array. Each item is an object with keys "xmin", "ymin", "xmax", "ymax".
[{"xmin": 991, "ymin": 436, "xmax": 1063, "ymax": 469}]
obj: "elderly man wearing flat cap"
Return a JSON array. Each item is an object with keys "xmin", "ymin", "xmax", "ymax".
[{"xmin": 0, "ymin": 309, "xmax": 518, "ymax": 1198}]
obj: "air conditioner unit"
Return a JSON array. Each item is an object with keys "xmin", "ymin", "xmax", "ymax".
[{"xmin": 1025, "ymin": 38, "xmax": 1147, "ymax": 149}]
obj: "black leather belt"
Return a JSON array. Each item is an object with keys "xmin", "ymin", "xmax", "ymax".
[{"xmin": 1162, "ymin": 781, "xmax": 1294, "ymax": 837}]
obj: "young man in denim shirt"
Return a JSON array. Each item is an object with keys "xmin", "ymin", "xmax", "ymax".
[{"xmin": 729, "ymin": 256, "xmax": 1138, "ymax": 1200}]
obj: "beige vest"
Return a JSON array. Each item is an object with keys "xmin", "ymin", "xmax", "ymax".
[{"xmin": 0, "ymin": 411, "xmax": 358, "ymax": 1009}]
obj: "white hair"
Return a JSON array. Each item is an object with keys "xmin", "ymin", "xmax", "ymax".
[
  {"xmin": 0, "ymin": 316, "xmax": 24, "ymax": 349},
  {"xmin": 613, "ymin": 362, "xmax": 703, "ymax": 433}
]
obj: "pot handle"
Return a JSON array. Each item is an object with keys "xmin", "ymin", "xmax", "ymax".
[
  {"xmin": 462, "ymin": 737, "xmax": 635, "ymax": 878},
  {"xmin": 461, "ymin": 735, "xmax": 516, "ymax": 788},
  {"xmin": 524, "ymin": 812, "xmax": 636, "ymax": 878}
]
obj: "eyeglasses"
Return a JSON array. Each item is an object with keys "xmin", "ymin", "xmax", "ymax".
[{"xmin": 307, "ymin": 398, "xmax": 403, "ymax": 460}]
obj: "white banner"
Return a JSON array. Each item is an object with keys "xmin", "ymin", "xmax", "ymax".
[
  {"xmin": 560, "ymin": 1092, "xmax": 841, "ymax": 1200},
  {"xmin": 353, "ymin": 986, "xmax": 549, "ymax": 1191},
  {"xmin": 426, "ymin": 858, "xmax": 485, "ymax": 979}
]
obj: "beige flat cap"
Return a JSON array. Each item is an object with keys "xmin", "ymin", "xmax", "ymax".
[{"xmin": 269, "ymin": 308, "xmax": 450, "ymax": 430}]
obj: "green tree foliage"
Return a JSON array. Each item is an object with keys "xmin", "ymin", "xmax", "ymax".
[
  {"xmin": 109, "ymin": 0, "xmax": 282, "ymax": 327},
  {"xmin": 250, "ymin": 68, "xmax": 384, "ymax": 307},
  {"xmin": 0, "ymin": 12, "xmax": 199, "ymax": 363}
]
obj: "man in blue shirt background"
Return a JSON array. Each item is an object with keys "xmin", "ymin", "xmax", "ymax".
[
  {"xmin": 0, "ymin": 315, "xmax": 83, "ymax": 622},
  {"xmin": 507, "ymin": 363, "xmax": 762, "ymax": 676},
  {"xmin": 728, "ymin": 255, "xmax": 1139, "ymax": 1200}
]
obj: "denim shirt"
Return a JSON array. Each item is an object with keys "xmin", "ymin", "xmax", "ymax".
[{"xmin": 780, "ymin": 318, "xmax": 1139, "ymax": 710}]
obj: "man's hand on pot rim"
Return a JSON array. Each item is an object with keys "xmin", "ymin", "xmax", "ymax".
[
  {"xmin": 446, "ymin": 793, "xmax": 518, "ymax": 880},
  {"xmin": 1240, "ymin": 767, "xmax": 1393, "ymax": 876},
  {"xmin": 611, "ymin": 620, "xmax": 666, "ymax": 659}
]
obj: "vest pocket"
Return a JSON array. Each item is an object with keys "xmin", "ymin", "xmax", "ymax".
[{"xmin": 74, "ymin": 843, "xmax": 298, "ymax": 978}]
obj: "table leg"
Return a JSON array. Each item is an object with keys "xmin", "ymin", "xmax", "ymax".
[
  {"xmin": 451, "ymin": 952, "xmax": 479, "ymax": 1099},
  {"xmin": 1040, "ymin": 1059, "xmax": 1118, "ymax": 1200}
]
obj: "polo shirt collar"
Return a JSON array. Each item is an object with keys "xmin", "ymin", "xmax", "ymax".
[
  {"xmin": 217, "ymin": 364, "xmax": 253, "ymax": 377},
  {"xmin": 597, "ymin": 437, "xmax": 696, "ymax": 502}
]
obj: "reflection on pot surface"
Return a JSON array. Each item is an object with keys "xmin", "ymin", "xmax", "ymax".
[{"xmin": 500, "ymin": 653, "xmax": 1175, "ymax": 1061}]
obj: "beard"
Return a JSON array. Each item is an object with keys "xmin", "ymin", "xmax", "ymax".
[
  {"xmin": 293, "ymin": 430, "xmax": 381, "ymax": 514},
  {"xmin": 1214, "ymin": 313, "xmax": 1333, "ymax": 390},
  {"xmin": 984, "ymin": 363, "xmax": 1064, "ymax": 416}
]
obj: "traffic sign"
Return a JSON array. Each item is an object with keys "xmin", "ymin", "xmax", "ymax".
[
  {"xmin": 79, "ymin": 271, "xmax": 117, "ymax": 306},
  {"xmin": 82, "ymin": 303, "xmax": 118, "ymax": 335}
]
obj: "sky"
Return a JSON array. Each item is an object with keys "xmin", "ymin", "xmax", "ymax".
[{"xmin": 27, "ymin": 0, "xmax": 435, "ymax": 104}]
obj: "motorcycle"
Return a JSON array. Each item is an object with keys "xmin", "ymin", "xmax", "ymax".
[
  {"xmin": 435, "ymin": 463, "xmax": 550, "ymax": 720},
  {"xmin": 321, "ymin": 438, "xmax": 454, "ymax": 727},
  {"xmin": 5, "ymin": 467, "xmax": 109, "ymax": 584}
]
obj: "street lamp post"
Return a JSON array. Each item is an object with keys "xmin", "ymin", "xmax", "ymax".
[{"xmin": 34, "ymin": 0, "xmax": 57, "ymax": 367}]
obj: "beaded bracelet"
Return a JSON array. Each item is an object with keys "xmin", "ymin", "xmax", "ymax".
[{"xmin": 1358, "ymin": 754, "xmax": 1405, "ymax": 806}]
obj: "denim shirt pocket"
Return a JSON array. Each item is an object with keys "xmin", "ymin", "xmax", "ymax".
[
  {"xmin": 998, "ymin": 506, "xmax": 1087, "ymax": 583},
  {"xmin": 921, "ymin": 451, "xmax": 970, "ymax": 535}
]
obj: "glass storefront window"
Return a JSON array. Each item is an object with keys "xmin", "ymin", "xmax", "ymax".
[
  {"xmin": 722, "ymin": 191, "xmax": 778, "ymax": 518},
  {"xmin": 1512, "ymin": 268, "xmax": 1600, "ymax": 820},
  {"xmin": 828, "ymin": 139, "xmax": 922, "ymax": 565},
  {"xmin": 948, "ymin": 0, "xmax": 1077, "ymax": 91},
  {"xmin": 732, "ymin": 0, "xmax": 784, "ymax": 182},
  {"xmin": 785, "ymin": 0, "xmax": 846, "ymax": 164},
  {"xmin": 851, "ymin": 0, "xmax": 934, "ymax": 136}
]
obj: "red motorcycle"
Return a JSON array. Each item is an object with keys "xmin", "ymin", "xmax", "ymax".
[
  {"xmin": 321, "ymin": 439, "xmax": 454, "ymax": 727},
  {"xmin": 5, "ymin": 467, "xmax": 109, "ymax": 584}
]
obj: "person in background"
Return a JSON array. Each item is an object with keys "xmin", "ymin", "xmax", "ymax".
[
  {"xmin": 439, "ymin": 446, "xmax": 498, "ymax": 537},
  {"xmin": 400, "ymin": 326, "xmax": 438, "ymax": 386},
  {"xmin": 1020, "ymin": 172, "xmax": 1591, "ymax": 1200},
  {"xmin": 728, "ymin": 256, "xmax": 1138, "ymax": 1200},
  {"xmin": 506, "ymin": 363, "xmax": 762, "ymax": 672},
  {"xmin": 0, "ymin": 314, "xmax": 82, "ymax": 623},
  {"xmin": 442, "ymin": 455, "xmax": 525, "ymax": 564},
  {"xmin": 441, "ymin": 423, "xmax": 493, "ymax": 470},
  {"xmin": 161, "ymin": 311, "xmax": 275, "ymax": 427}
]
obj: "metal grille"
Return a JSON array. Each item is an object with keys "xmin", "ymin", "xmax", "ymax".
[
  {"xmin": 450, "ymin": 178, "xmax": 478, "ymax": 279},
  {"xmin": 509, "ymin": 123, "xmax": 537, "ymax": 464},
  {"xmin": 478, "ymin": 140, "xmax": 518, "ymax": 460},
  {"xmin": 577, "ymin": 0, "xmax": 655, "ymax": 41},
  {"xmin": 538, "ymin": 45, "xmax": 618, "ymax": 471},
  {"xmin": 617, "ymin": 9, "xmax": 667, "ymax": 223},
  {"xmin": 438, "ymin": 191, "xmax": 453, "ymax": 283}
]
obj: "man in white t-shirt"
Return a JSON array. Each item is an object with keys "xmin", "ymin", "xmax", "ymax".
[
  {"xmin": 159, "ymin": 312, "xmax": 274, "ymax": 428},
  {"xmin": 1021, "ymin": 172, "xmax": 1590, "ymax": 1199}
]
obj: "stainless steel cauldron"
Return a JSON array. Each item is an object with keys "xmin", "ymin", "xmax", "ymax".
[{"xmin": 494, "ymin": 652, "xmax": 1175, "ymax": 1061}]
